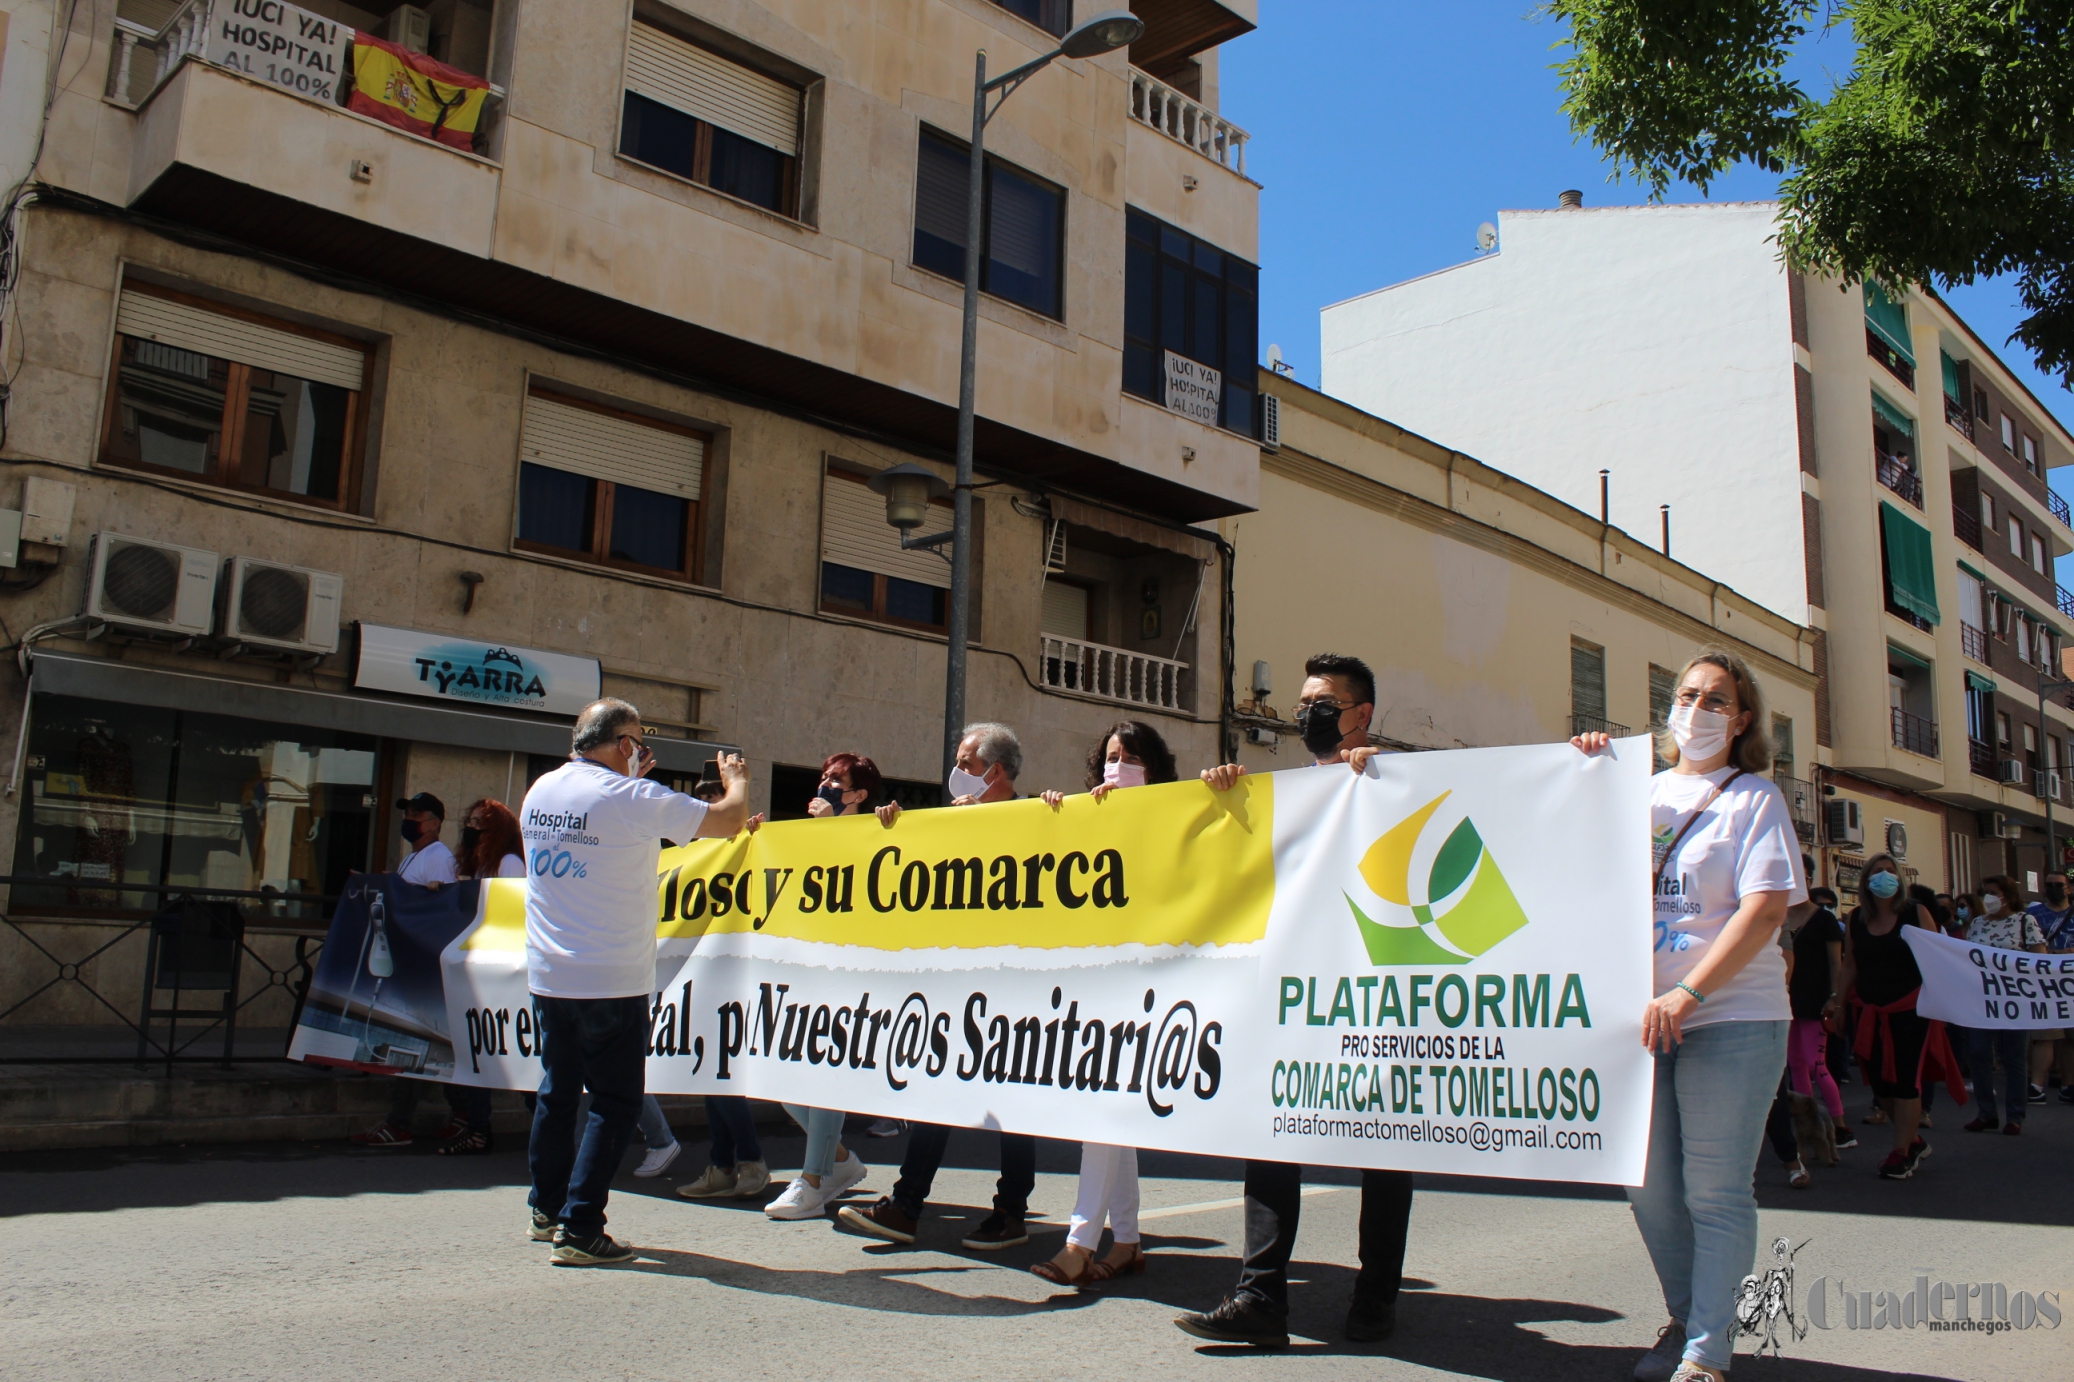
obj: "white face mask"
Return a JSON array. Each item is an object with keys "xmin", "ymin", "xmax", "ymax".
[
  {"xmin": 1103, "ymin": 760, "xmax": 1148, "ymax": 789},
  {"xmin": 1667, "ymin": 703, "xmax": 1734, "ymax": 764},
  {"xmin": 947, "ymin": 763, "xmax": 993, "ymax": 799},
  {"xmin": 1982, "ymin": 894, "xmax": 2005, "ymax": 916}
]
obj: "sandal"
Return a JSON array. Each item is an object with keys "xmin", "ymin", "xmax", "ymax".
[
  {"xmin": 436, "ymin": 1127, "xmax": 492, "ymax": 1156},
  {"xmin": 1087, "ymin": 1243, "xmax": 1146, "ymax": 1282},
  {"xmin": 1787, "ymin": 1163, "xmax": 1811, "ymax": 1189},
  {"xmin": 1030, "ymin": 1248, "xmax": 1094, "ymax": 1286}
]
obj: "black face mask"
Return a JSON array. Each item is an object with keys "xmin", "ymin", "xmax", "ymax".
[
  {"xmin": 2048, "ymin": 884, "xmax": 2067, "ymax": 906},
  {"xmin": 815, "ymin": 785, "xmax": 848, "ymax": 812},
  {"xmin": 460, "ymin": 826, "xmax": 483, "ymax": 853},
  {"xmin": 1298, "ymin": 701, "xmax": 1348, "ymax": 756},
  {"xmin": 399, "ymin": 818, "xmax": 423, "ymax": 845}
]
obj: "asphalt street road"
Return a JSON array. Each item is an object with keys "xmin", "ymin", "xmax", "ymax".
[{"xmin": 5, "ymin": 1092, "xmax": 2068, "ymax": 1381}]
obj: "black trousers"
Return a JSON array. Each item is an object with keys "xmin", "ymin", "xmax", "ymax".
[
  {"xmin": 890, "ymin": 1123, "xmax": 1035, "ymax": 1221},
  {"xmin": 1765, "ymin": 1070, "xmax": 1800, "ymax": 1165},
  {"xmin": 1235, "ymin": 1160, "xmax": 1414, "ymax": 1312}
]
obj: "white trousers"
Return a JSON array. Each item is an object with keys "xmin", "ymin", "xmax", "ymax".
[{"xmin": 1066, "ymin": 1142, "xmax": 1140, "ymax": 1250}]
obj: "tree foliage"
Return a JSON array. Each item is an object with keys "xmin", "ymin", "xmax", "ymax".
[{"xmin": 1548, "ymin": 1, "xmax": 2074, "ymax": 384}]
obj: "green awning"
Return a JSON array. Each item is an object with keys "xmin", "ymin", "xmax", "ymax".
[
  {"xmin": 1888, "ymin": 641, "xmax": 1932, "ymax": 670},
  {"xmin": 1872, "ymin": 388, "xmax": 1918, "ymax": 440},
  {"xmin": 1958, "ymin": 559, "xmax": 1987, "ymax": 581},
  {"xmin": 1942, "ymin": 350, "xmax": 1962, "ymax": 402},
  {"xmin": 1865, "ymin": 283, "xmax": 1916, "ymax": 366},
  {"xmin": 1881, "ymin": 500, "xmax": 1941, "ymax": 625},
  {"xmin": 1967, "ymin": 670, "xmax": 1997, "ymax": 693}
]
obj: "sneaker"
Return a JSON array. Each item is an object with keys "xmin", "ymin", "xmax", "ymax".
[
  {"xmin": 2027, "ymin": 1083, "xmax": 2048, "ymax": 1104},
  {"xmin": 1918, "ymin": 1112, "xmax": 1933, "ymax": 1129},
  {"xmin": 864, "ymin": 1118, "xmax": 904, "ymax": 1138},
  {"xmin": 837, "ymin": 1195, "xmax": 918, "ymax": 1245},
  {"xmin": 961, "ymin": 1211, "xmax": 1029, "ymax": 1250},
  {"xmin": 824, "ymin": 1152, "xmax": 869, "ymax": 1199},
  {"xmin": 1831, "ymin": 1127, "xmax": 1858, "ymax": 1149},
  {"xmin": 528, "ymin": 1209, "xmax": 558, "ymax": 1242},
  {"xmin": 1905, "ymin": 1137, "xmax": 1932, "ymax": 1172},
  {"xmin": 1877, "ymin": 1151, "xmax": 1912, "ymax": 1180},
  {"xmin": 1344, "ymin": 1295, "xmax": 1396, "ymax": 1343},
  {"xmin": 765, "ymin": 1176, "xmax": 835, "ymax": 1221},
  {"xmin": 1667, "ymin": 1364, "xmax": 1725, "ymax": 1382},
  {"xmin": 1633, "ymin": 1319, "xmax": 1687, "ymax": 1381},
  {"xmin": 732, "ymin": 1159, "xmax": 771, "ymax": 1198},
  {"xmin": 2003, "ymin": 1120, "xmax": 2024, "ymax": 1136},
  {"xmin": 674, "ymin": 1164, "xmax": 737, "ymax": 1199},
  {"xmin": 1862, "ymin": 1107, "xmax": 1888, "ymax": 1125},
  {"xmin": 2059, "ymin": 1086, "xmax": 2074, "ymax": 1105},
  {"xmin": 1174, "ymin": 1293, "xmax": 1290, "ymax": 1348},
  {"xmin": 634, "ymin": 1140, "xmax": 682, "ymax": 1178},
  {"xmin": 349, "ymin": 1121, "xmax": 413, "ymax": 1148},
  {"xmin": 550, "ymin": 1228, "xmax": 637, "ymax": 1266},
  {"xmin": 1964, "ymin": 1116, "xmax": 1998, "ymax": 1133}
]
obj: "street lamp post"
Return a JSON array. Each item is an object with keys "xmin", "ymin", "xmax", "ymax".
[{"xmin": 870, "ymin": 10, "xmax": 1142, "ymax": 796}]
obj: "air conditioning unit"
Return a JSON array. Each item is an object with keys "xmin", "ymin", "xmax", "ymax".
[
  {"xmin": 82, "ymin": 532, "xmax": 216, "ymax": 637},
  {"xmin": 2001, "ymin": 758, "xmax": 2028, "ymax": 784},
  {"xmin": 218, "ymin": 557, "xmax": 343, "ymax": 655},
  {"xmin": 384, "ymin": 4, "xmax": 432, "ymax": 52},
  {"xmin": 1261, "ymin": 393, "xmax": 1281, "ymax": 452},
  {"xmin": 1885, "ymin": 821, "xmax": 1909, "ymax": 860},
  {"xmin": 1825, "ymin": 799, "xmax": 1863, "ymax": 847}
]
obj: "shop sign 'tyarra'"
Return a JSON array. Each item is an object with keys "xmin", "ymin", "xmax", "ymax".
[{"xmin": 352, "ymin": 623, "xmax": 602, "ymax": 717}]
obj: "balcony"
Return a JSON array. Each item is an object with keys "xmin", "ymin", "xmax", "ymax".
[
  {"xmin": 1778, "ymin": 774, "xmax": 1818, "ymax": 843},
  {"xmin": 2052, "ymin": 488, "xmax": 2072, "ymax": 529},
  {"xmin": 1961, "ymin": 621, "xmax": 1991, "ymax": 663},
  {"xmin": 1867, "ymin": 328, "xmax": 1916, "ymax": 390},
  {"xmin": 2060, "ymin": 585, "xmax": 2074, "ymax": 620},
  {"xmin": 1040, "ymin": 635, "xmax": 1189, "ymax": 710},
  {"xmin": 1953, "ymin": 501, "xmax": 1982, "ymax": 551},
  {"xmin": 1890, "ymin": 707, "xmax": 1939, "ymax": 758},
  {"xmin": 1945, "ymin": 393, "xmax": 1975, "ymax": 442},
  {"xmin": 1876, "ymin": 451, "xmax": 1923, "ymax": 508},
  {"xmin": 1569, "ymin": 713, "xmax": 1631, "ymax": 738},
  {"xmin": 1970, "ymin": 737, "xmax": 1998, "ymax": 778},
  {"xmin": 1129, "ymin": 69, "xmax": 1250, "ymax": 176}
]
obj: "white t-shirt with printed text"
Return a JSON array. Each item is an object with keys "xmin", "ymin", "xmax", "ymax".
[
  {"xmin": 522, "ymin": 758, "xmax": 708, "ymax": 1000},
  {"xmin": 1651, "ymin": 766, "xmax": 1806, "ymax": 1027}
]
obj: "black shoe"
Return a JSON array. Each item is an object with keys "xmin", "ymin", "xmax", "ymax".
[
  {"xmin": 2059, "ymin": 1086, "xmax": 2074, "ymax": 1105},
  {"xmin": 550, "ymin": 1228, "xmax": 636, "ymax": 1266},
  {"xmin": 961, "ymin": 1211, "xmax": 1029, "ymax": 1250},
  {"xmin": 1175, "ymin": 1294, "xmax": 1291, "ymax": 1348},
  {"xmin": 1345, "ymin": 1296, "xmax": 1397, "ymax": 1343},
  {"xmin": 836, "ymin": 1196, "xmax": 918, "ymax": 1245}
]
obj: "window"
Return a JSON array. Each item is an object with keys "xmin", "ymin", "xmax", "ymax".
[
  {"xmin": 1123, "ymin": 208, "xmax": 1260, "ymax": 435},
  {"xmin": 1864, "ymin": 282, "xmax": 1914, "ymax": 386},
  {"xmin": 2001, "ymin": 413, "xmax": 2016, "ymax": 452},
  {"xmin": 1880, "ymin": 501, "xmax": 1940, "ymax": 628},
  {"xmin": 1570, "ymin": 638, "xmax": 1608, "ymax": 735},
  {"xmin": 1975, "ymin": 386, "xmax": 1989, "ymax": 422},
  {"xmin": 1647, "ymin": 663, "xmax": 1675, "ymax": 771},
  {"xmin": 1041, "ymin": 578, "xmax": 1091, "ymax": 639},
  {"xmin": 2024, "ymin": 720, "xmax": 2040, "ymax": 769},
  {"xmin": 2032, "ymin": 531, "xmax": 2047, "ymax": 574},
  {"xmin": 989, "ymin": 0, "xmax": 1070, "ymax": 36},
  {"xmin": 619, "ymin": 21, "xmax": 802, "ymax": 217},
  {"xmin": 2017, "ymin": 613, "xmax": 2033, "ymax": 665},
  {"xmin": 819, "ymin": 464, "xmax": 967, "ymax": 631},
  {"xmin": 514, "ymin": 389, "xmax": 709, "ymax": 579},
  {"xmin": 2009, "ymin": 513, "xmax": 2024, "ymax": 557},
  {"xmin": 100, "ymin": 284, "xmax": 369, "ymax": 507},
  {"xmin": 1982, "ymin": 492, "xmax": 1995, "ymax": 529},
  {"xmin": 2022, "ymin": 434, "xmax": 2039, "ymax": 474},
  {"xmin": 1998, "ymin": 709, "xmax": 2012, "ymax": 752},
  {"xmin": 912, "ymin": 127, "xmax": 1065, "ymax": 318},
  {"xmin": 1772, "ymin": 715, "xmax": 1795, "ymax": 779}
]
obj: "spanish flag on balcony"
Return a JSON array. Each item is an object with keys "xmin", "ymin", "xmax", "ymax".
[{"xmin": 347, "ymin": 34, "xmax": 489, "ymax": 151}]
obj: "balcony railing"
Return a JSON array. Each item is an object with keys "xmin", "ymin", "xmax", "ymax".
[
  {"xmin": 1128, "ymin": 69, "xmax": 1250, "ymax": 176},
  {"xmin": 1953, "ymin": 501, "xmax": 1983, "ymax": 551},
  {"xmin": 1969, "ymin": 737, "xmax": 1998, "ymax": 778},
  {"xmin": 1961, "ymin": 621, "xmax": 1991, "ymax": 664},
  {"xmin": 1876, "ymin": 451, "xmax": 1923, "ymax": 508},
  {"xmin": 1867, "ymin": 328, "xmax": 1916, "ymax": 389},
  {"xmin": 1040, "ymin": 635, "xmax": 1188, "ymax": 710},
  {"xmin": 1778, "ymin": 774, "xmax": 1818, "ymax": 843},
  {"xmin": 2051, "ymin": 488, "xmax": 2072, "ymax": 529},
  {"xmin": 1890, "ymin": 706, "xmax": 1939, "ymax": 758},
  {"xmin": 2059, "ymin": 585, "xmax": 2074, "ymax": 620},
  {"xmin": 1569, "ymin": 713, "xmax": 1631, "ymax": 738},
  {"xmin": 1945, "ymin": 393, "xmax": 1975, "ymax": 442}
]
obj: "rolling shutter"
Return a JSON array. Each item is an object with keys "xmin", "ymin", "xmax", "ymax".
[
  {"xmin": 626, "ymin": 22, "xmax": 799, "ymax": 155},
  {"xmin": 115, "ymin": 289, "xmax": 366, "ymax": 390},
  {"xmin": 520, "ymin": 394, "xmax": 704, "ymax": 499},
  {"xmin": 1041, "ymin": 579, "xmax": 1088, "ymax": 638},
  {"xmin": 820, "ymin": 469, "xmax": 949, "ymax": 589}
]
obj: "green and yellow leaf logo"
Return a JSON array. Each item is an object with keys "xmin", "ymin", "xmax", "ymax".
[{"xmin": 1345, "ymin": 791, "xmax": 1530, "ymax": 965}]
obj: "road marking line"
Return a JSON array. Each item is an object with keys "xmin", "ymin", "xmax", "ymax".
[{"xmin": 1025, "ymin": 1184, "xmax": 1346, "ymax": 1232}]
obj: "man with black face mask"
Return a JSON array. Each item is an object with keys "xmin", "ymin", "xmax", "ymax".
[
  {"xmin": 394, "ymin": 791, "xmax": 456, "ymax": 887},
  {"xmin": 1178, "ymin": 652, "xmax": 1412, "ymax": 1350}
]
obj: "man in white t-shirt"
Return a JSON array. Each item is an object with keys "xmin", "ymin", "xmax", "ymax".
[
  {"xmin": 394, "ymin": 793, "xmax": 457, "ymax": 887},
  {"xmin": 522, "ymin": 698, "xmax": 748, "ymax": 1265}
]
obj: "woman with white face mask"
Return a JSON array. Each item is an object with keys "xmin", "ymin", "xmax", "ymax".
[
  {"xmin": 1033, "ymin": 721, "xmax": 1178, "ymax": 1288},
  {"xmin": 1573, "ymin": 651, "xmax": 1807, "ymax": 1382}
]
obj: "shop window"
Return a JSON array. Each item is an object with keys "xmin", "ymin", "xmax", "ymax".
[
  {"xmin": 100, "ymin": 284, "xmax": 371, "ymax": 509},
  {"xmin": 514, "ymin": 389, "xmax": 709, "ymax": 580},
  {"xmin": 818, "ymin": 464, "xmax": 972, "ymax": 632},
  {"xmin": 619, "ymin": 20, "xmax": 803, "ymax": 217},
  {"xmin": 10, "ymin": 694, "xmax": 379, "ymax": 922},
  {"xmin": 912, "ymin": 127, "xmax": 1065, "ymax": 319},
  {"xmin": 1123, "ymin": 208, "xmax": 1259, "ymax": 436}
]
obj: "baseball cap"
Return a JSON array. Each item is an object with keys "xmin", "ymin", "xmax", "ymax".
[{"xmin": 394, "ymin": 791, "xmax": 445, "ymax": 819}]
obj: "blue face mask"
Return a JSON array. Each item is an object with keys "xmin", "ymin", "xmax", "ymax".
[
  {"xmin": 1866, "ymin": 870, "xmax": 1900, "ymax": 899},
  {"xmin": 1956, "ymin": 906, "xmax": 1972, "ymax": 922}
]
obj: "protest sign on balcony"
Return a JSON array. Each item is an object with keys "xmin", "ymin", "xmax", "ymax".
[
  {"xmin": 1162, "ymin": 350, "xmax": 1223, "ymax": 426},
  {"xmin": 205, "ymin": 0, "xmax": 351, "ymax": 106}
]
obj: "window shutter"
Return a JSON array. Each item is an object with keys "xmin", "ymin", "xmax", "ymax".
[
  {"xmin": 914, "ymin": 133, "xmax": 970, "ymax": 252},
  {"xmin": 1863, "ymin": 283, "xmax": 1915, "ymax": 366},
  {"xmin": 115, "ymin": 289, "xmax": 365, "ymax": 390},
  {"xmin": 520, "ymin": 394, "xmax": 704, "ymax": 499},
  {"xmin": 1879, "ymin": 501, "xmax": 1941, "ymax": 625},
  {"xmin": 626, "ymin": 22, "xmax": 799, "ymax": 155},
  {"xmin": 820, "ymin": 469, "xmax": 949, "ymax": 589},
  {"xmin": 1040, "ymin": 579, "xmax": 1088, "ymax": 638},
  {"xmin": 1570, "ymin": 640, "xmax": 1606, "ymax": 721},
  {"xmin": 1261, "ymin": 392, "xmax": 1280, "ymax": 450}
]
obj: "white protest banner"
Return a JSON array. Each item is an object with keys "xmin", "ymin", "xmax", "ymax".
[
  {"xmin": 1903, "ymin": 925, "xmax": 2074, "ymax": 1029},
  {"xmin": 205, "ymin": 0, "xmax": 351, "ymax": 107},
  {"xmin": 293, "ymin": 740, "xmax": 1657, "ymax": 1185},
  {"xmin": 1162, "ymin": 350, "xmax": 1222, "ymax": 425}
]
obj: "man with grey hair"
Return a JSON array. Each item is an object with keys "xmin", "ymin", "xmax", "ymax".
[
  {"xmin": 840, "ymin": 720, "xmax": 1033, "ymax": 1249},
  {"xmin": 522, "ymin": 697, "xmax": 748, "ymax": 1265}
]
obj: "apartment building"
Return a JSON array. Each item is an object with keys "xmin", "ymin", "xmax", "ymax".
[
  {"xmin": 1224, "ymin": 373, "xmax": 1818, "ymax": 834},
  {"xmin": 0, "ymin": 0, "xmax": 1260, "ymax": 1041},
  {"xmin": 1319, "ymin": 200, "xmax": 2074, "ymax": 900}
]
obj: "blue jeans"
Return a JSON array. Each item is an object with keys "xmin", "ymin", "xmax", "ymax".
[
  {"xmin": 704, "ymin": 1095, "xmax": 763, "ymax": 1168},
  {"xmin": 638, "ymin": 1095, "xmax": 674, "ymax": 1150},
  {"xmin": 1966, "ymin": 1028, "xmax": 2028, "ymax": 1126},
  {"xmin": 1627, "ymin": 1018, "xmax": 1787, "ymax": 1372},
  {"xmin": 782, "ymin": 1104, "xmax": 846, "ymax": 1179},
  {"xmin": 527, "ymin": 995, "xmax": 649, "ymax": 1239}
]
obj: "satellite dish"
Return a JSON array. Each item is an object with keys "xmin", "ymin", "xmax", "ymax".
[
  {"xmin": 1266, "ymin": 343, "xmax": 1283, "ymax": 369},
  {"xmin": 1476, "ymin": 222, "xmax": 1499, "ymax": 252}
]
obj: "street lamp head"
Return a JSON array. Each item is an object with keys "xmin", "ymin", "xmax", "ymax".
[
  {"xmin": 867, "ymin": 462, "xmax": 950, "ymax": 531},
  {"xmin": 1059, "ymin": 9, "xmax": 1143, "ymax": 59}
]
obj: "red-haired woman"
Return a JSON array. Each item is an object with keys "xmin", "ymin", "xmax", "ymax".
[{"xmin": 456, "ymin": 798, "xmax": 526, "ymax": 879}]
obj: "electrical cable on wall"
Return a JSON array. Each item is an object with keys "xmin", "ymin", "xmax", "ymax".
[{"xmin": 0, "ymin": 0, "xmax": 87, "ymax": 454}]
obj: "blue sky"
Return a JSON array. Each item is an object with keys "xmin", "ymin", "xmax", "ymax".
[{"xmin": 1217, "ymin": 1, "xmax": 2074, "ymax": 509}]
